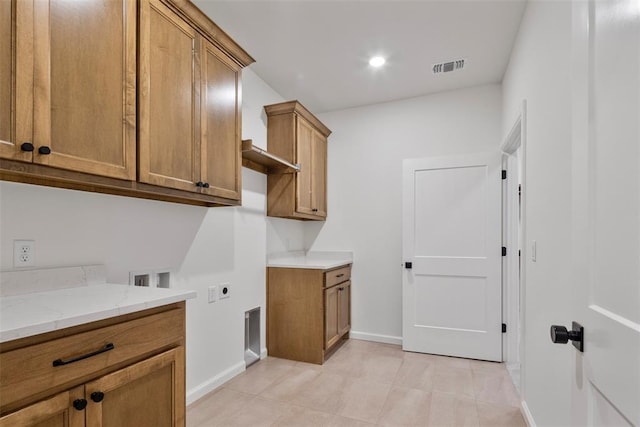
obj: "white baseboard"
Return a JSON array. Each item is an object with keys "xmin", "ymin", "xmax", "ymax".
[
  {"xmin": 186, "ymin": 361, "xmax": 245, "ymax": 406},
  {"xmin": 521, "ymin": 400, "xmax": 536, "ymax": 427},
  {"xmin": 261, "ymin": 347, "xmax": 268, "ymax": 359},
  {"xmin": 350, "ymin": 330, "xmax": 403, "ymax": 346}
]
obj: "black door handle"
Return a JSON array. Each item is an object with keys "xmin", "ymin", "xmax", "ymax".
[
  {"xmin": 203, "ymin": 182, "xmax": 210, "ymax": 188},
  {"xmin": 196, "ymin": 181, "xmax": 204, "ymax": 187},
  {"xmin": 405, "ymin": 262, "xmax": 412, "ymax": 269},
  {"xmin": 550, "ymin": 322, "xmax": 584, "ymax": 352},
  {"xmin": 38, "ymin": 146, "xmax": 51, "ymax": 155}
]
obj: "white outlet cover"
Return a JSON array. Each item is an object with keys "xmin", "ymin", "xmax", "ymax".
[
  {"xmin": 219, "ymin": 283, "xmax": 231, "ymax": 299},
  {"xmin": 13, "ymin": 240, "xmax": 35, "ymax": 268}
]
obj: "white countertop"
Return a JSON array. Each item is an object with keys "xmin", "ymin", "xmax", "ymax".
[
  {"xmin": 0, "ymin": 284, "xmax": 197, "ymax": 343},
  {"xmin": 267, "ymin": 251, "xmax": 353, "ymax": 270}
]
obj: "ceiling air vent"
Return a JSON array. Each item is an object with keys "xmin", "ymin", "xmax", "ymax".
[{"xmin": 433, "ymin": 59, "xmax": 465, "ymax": 74}]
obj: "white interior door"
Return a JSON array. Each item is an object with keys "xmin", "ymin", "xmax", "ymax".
[
  {"xmin": 570, "ymin": 0, "xmax": 640, "ymax": 425},
  {"xmin": 402, "ymin": 152, "xmax": 502, "ymax": 361}
]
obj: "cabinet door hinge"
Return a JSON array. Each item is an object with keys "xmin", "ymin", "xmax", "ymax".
[
  {"xmin": 502, "ymin": 323, "xmax": 507, "ymax": 333},
  {"xmin": 502, "ymin": 170, "xmax": 507, "ymax": 180},
  {"xmin": 502, "ymin": 246, "xmax": 507, "ymax": 257}
]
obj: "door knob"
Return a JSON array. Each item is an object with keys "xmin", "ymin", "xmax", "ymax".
[
  {"xmin": 196, "ymin": 181, "xmax": 204, "ymax": 187},
  {"xmin": 550, "ymin": 321, "xmax": 584, "ymax": 352},
  {"xmin": 38, "ymin": 146, "xmax": 51, "ymax": 155}
]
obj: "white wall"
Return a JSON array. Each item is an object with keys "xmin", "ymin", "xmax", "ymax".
[
  {"xmin": 0, "ymin": 68, "xmax": 300, "ymax": 403},
  {"xmin": 501, "ymin": 2, "xmax": 573, "ymax": 426},
  {"xmin": 305, "ymin": 84, "xmax": 502, "ymax": 342}
]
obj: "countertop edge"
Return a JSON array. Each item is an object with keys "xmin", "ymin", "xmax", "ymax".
[{"xmin": 0, "ymin": 287, "xmax": 197, "ymax": 344}]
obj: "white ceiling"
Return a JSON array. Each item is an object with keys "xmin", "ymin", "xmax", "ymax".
[{"xmin": 194, "ymin": 0, "xmax": 527, "ymax": 113}]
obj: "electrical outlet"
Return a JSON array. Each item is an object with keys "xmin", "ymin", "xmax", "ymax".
[
  {"xmin": 13, "ymin": 240, "xmax": 35, "ymax": 268},
  {"xmin": 219, "ymin": 283, "xmax": 231, "ymax": 300},
  {"xmin": 208, "ymin": 285, "xmax": 218, "ymax": 303}
]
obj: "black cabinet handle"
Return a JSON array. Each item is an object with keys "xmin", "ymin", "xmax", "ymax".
[
  {"xmin": 90, "ymin": 391, "xmax": 105, "ymax": 403},
  {"xmin": 203, "ymin": 182, "xmax": 210, "ymax": 188},
  {"xmin": 336, "ymin": 274, "xmax": 344, "ymax": 278},
  {"xmin": 53, "ymin": 343, "xmax": 115, "ymax": 367},
  {"xmin": 338, "ymin": 287, "xmax": 344, "ymax": 291},
  {"xmin": 196, "ymin": 181, "xmax": 204, "ymax": 187},
  {"xmin": 312, "ymin": 208, "xmax": 318, "ymax": 212},
  {"xmin": 38, "ymin": 146, "xmax": 51, "ymax": 155},
  {"xmin": 73, "ymin": 399, "xmax": 88, "ymax": 411},
  {"xmin": 20, "ymin": 142, "xmax": 34, "ymax": 152}
]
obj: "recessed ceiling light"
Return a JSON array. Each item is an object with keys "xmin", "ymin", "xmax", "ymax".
[{"xmin": 369, "ymin": 56, "xmax": 386, "ymax": 67}]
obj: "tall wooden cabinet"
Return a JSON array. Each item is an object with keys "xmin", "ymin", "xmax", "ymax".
[
  {"xmin": 267, "ymin": 264, "xmax": 351, "ymax": 364},
  {"xmin": 0, "ymin": 0, "xmax": 252, "ymax": 207},
  {"xmin": 265, "ymin": 101, "xmax": 331, "ymax": 220},
  {"xmin": 0, "ymin": 303, "xmax": 186, "ymax": 427}
]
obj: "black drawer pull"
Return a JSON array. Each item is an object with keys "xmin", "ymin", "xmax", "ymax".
[
  {"xmin": 53, "ymin": 343, "xmax": 115, "ymax": 367},
  {"xmin": 336, "ymin": 273, "xmax": 345, "ymax": 278},
  {"xmin": 38, "ymin": 146, "xmax": 51, "ymax": 155}
]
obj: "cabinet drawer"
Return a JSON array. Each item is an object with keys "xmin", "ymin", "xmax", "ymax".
[
  {"xmin": 0, "ymin": 307, "xmax": 184, "ymax": 411},
  {"xmin": 324, "ymin": 265, "xmax": 351, "ymax": 288}
]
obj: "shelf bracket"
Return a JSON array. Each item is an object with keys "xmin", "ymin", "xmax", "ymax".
[{"xmin": 241, "ymin": 139, "xmax": 300, "ymax": 174}]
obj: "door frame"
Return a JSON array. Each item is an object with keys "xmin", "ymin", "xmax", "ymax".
[{"xmin": 501, "ymin": 100, "xmax": 527, "ymax": 401}]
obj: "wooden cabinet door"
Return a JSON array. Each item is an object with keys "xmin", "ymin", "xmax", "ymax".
[
  {"xmin": 85, "ymin": 348, "xmax": 185, "ymax": 427},
  {"xmin": 324, "ymin": 284, "xmax": 340, "ymax": 349},
  {"xmin": 0, "ymin": 387, "xmax": 84, "ymax": 427},
  {"xmin": 31, "ymin": 0, "xmax": 136, "ymax": 180},
  {"xmin": 295, "ymin": 118, "xmax": 314, "ymax": 215},
  {"xmin": 0, "ymin": 0, "xmax": 33, "ymax": 163},
  {"xmin": 139, "ymin": 0, "xmax": 200, "ymax": 193},
  {"xmin": 338, "ymin": 281, "xmax": 351, "ymax": 336},
  {"xmin": 311, "ymin": 130, "xmax": 327, "ymax": 218},
  {"xmin": 200, "ymin": 40, "xmax": 241, "ymax": 200}
]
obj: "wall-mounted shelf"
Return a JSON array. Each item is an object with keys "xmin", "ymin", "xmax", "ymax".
[{"xmin": 241, "ymin": 139, "xmax": 300, "ymax": 174}]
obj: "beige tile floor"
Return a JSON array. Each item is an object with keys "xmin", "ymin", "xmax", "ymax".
[{"xmin": 187, "ymin": 339, "xmax": 526, "ymax": 427}]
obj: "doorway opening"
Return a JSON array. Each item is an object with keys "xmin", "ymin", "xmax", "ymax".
[{"xmin": 501, "ymin": 100, "xmax": 526, "ymax": 393}]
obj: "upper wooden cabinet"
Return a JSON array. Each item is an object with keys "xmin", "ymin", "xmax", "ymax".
[
  {"xmin": 138, "ymin": 0, "xmax": 199, "ymax": 192},
  {"xmin": 1, "ymin": 0, "xmax": 136, "ymax": 180},
  {"xmin": 0, "ymin": 0, "xmax": 252, "ymax": 207},
  {"xmin": 265, "ymin": 101, "xmax": 331, "ymax": 220},
  {"xmin": 0, "ymin": 0, "xmax": 33, "ymax": 164},
  {"xmin": 139, "ymin": 0, "xmax": 242, "ymax": 200}
]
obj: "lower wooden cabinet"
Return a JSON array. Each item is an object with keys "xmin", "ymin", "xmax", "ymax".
[
  {"xmin": 0, "ymin": 303, "xmax": 186, "ymax": 427},
  {"xmin": 267, "ymin": 264, "xmax": 351, "ymax": 364},
  {"xmin": 325, "ymin": 280, "xmax": 351, "ymax": 349}
]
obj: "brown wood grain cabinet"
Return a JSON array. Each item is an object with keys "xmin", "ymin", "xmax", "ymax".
[
  {"xmin": 0, "ymin": 0, "xmax": 252, "ymax": 207},
  {"xmin": 267, "ymin": 264, "xmax": 351, "ymax": 364},
  {"xmin": 138, "ymin": 0, "xmax": 242, "ymax": 201},
  {"xmin": 0, "ymin": 303, "xmax": 186, "ymax": 427},
  {"xmin": 0, "ymin": 0, "xmax": 136, "ymax": 180},
  {"xmin": 265, "ymin": 101, "xmax": 331, "ymax": 220}
]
